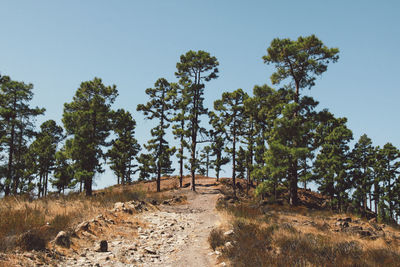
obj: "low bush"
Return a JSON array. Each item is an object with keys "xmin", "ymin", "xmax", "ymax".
[{"xmin": 208, "ymin": 228, "xmax": 225, "ymax": 250}]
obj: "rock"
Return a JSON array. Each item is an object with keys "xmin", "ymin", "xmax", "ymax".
[
  {"xmin": 224, "ymin": 230, "xmax": 234, "ymax": 237},
  {"xmin": 359, "ymin": 230, "xmax": 372, "ymax": 237},
  {"xmin": 24, "ymin": 252, "xmax": 35, "ymax": 260},
  {"xmin": 76, "ymin": 221, "xmax": 90, "ymax": 232},
  {"xmin": 369, "ymin": 222, "xmax": 383, "ymax": 231},
  {"xmin": 54, "ymin": 231, "xmax": 70, "ymax": 248},
  {"xmin": 96, "ymin": 240, "xmax": 108, "ymax": 252},
  {"xmin": 144, "ymin": 247, "xmax": 157, "ymax": 254},
  {"xmin": 337, "ymin": 217, "xmax": 352, "ymax": 222},
  {"xmin": 344, "ymin": 217, "xmax": 352, "ymax": 222},
  {"xmin": 225, "ymin": 241, "xmax": 233, "ymax": 249},
  {"xmin": 114, "ymin": 202, "xmax": 125, "ymax": 210}
]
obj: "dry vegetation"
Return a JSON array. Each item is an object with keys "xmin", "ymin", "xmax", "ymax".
[
  {"xmin": 210, "ymin": 181, "xmax": 400, "ymax": 267},
  {"xmin": 0, "ymin": 176, "xmax": 187, "ymax": 253}
]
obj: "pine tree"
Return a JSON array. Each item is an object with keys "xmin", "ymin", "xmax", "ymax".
[
  {"xmin": 213, "ymin": 89, "xmax": 248, "ymax": 196},
  {"xmin": 376, "ymin": 143, "xmax": 400, "ymax": 221},
  {"xmin": 235, "ymin": 147, "xmax": 247, "ymax": 179},
  {"xmin": 0, "ymin": 76, "xmax": 45, "ymax": 195},
  {"xmin": 63, "ymin": 77, "xmax": 117, "ymax": 196},
  {"xmin": 51, "ymin": 148, "xmax": 75, "ymax": 194},
  {"xmin": 175, "ymin": 50, "xmax": 219, "ymax": 191},
  {"xmin": 199, "ymin": 146, "xmax": 212, "ymax": 177},
  {"xmin": 208, "ymin": 129, "xmax": 229, "ymax": 181},
  {"xmin": 107, "ymin": 109, "xmax": 140, "ymax": 185},
  {"xmin": 313, "ymin": 113, "xmax": 353, "ymax": 211},
  {"xmin": 27, "ymin": 120, "xmax": 64, "ymax": 197},
  {"xmin": 263, "ymin": 35, "xmax": 339, "ymax": 205},
  {"xmin": 137, "ymin": 78, "xmax": 176, "ymax": 192},
  {"xmin": 350, "ymin": 134, "xmax": 374, "ymax": 215},
  {"xmin": 172, "ymin": 83, "xmax": 190, "ymax": 187}
]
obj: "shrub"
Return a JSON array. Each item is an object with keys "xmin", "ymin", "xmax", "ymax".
[{"xmin": 208, "ymin": 228, "xmax": 225, "ymax": 250}]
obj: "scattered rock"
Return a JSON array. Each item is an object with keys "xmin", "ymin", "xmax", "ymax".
[
  {"xmin": 337, "ymin": 217, "xmax": 352, "ymax": 222},
  {"xmin": 358, "ymin": 230, "xmax": 372, "ymax": 237},
  {"xmin": 114, "ymin": 202, "xmax": 125, "ymax": 210},
  {"xmin": 96, "ymin": 240, "xmax": 108, "ymax": 252},
  {"xmin": 224, "ymin": 230, "xmax": 234, "ymax": 237},
  {"xmin": 54, "ymin": 231, "xmax": 70, "ymax": 248},
  {"xmin": 144, "ymin": 247, "xmax": 157, "ymax": 255},
  {"xmin": 76, "ymin": 221, "xmax": 90, "ymax": 232},
  {"xmin": 225, "ymin": 241, "xmax": 233, "ymax": 249}
]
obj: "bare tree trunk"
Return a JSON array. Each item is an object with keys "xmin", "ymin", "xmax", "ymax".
[{"xmin": 232, "ymin": 129, "xmax": 237, "ymax": 197}]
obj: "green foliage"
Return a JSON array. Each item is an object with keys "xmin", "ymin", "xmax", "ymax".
[
  {"xmin": 212, "ymin": 89, "xmax": 248, "ymax": 195},
  {"xmin": 175, "ymin": 50, "xmax": 219, "ymax": 191},
  {"xmin": 263, "ymin": 34, "xmax": 339, "ymax": 93},
  {"xmin": 107, "ymin": 109, "xmax": 140, "ymax": 185},
  {"xmin": 137, "ymin": 78, "xmax": 176, "ymax": 192},
  {"xmin": 63, "ymin": 77, "xmax": 118, "ymax": 196},
  {"xmin": 0, "ymin": 76, "xmax": 45, "ymax": 196},
  {"xmin": 51, "ymin": 148, "xmax": 75, "ymax": 193},
  {"xmin": 27, "ymin": 120, "xmax": 64, "ymax": 197},
  {"xmin": 313, "ymin": 113, "xmax": 353, "ymax": 211},
  {"xmin": 349, "ymin": 134, "xmax": 374, "ymax": 213}
]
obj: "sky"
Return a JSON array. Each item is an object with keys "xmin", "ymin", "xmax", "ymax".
[{"xmin": 1, "ymin": 1, "xmax": 399, "ymax": 189}]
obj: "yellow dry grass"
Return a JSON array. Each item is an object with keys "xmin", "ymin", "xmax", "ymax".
[{"xmin": 213, "ymin": 196, "xmax": 400, "ymax": 267}]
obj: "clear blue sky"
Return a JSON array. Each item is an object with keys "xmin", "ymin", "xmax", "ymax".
[{"xmin": 1, "ymin": 1, "xmax": 399, "ymax": 189}]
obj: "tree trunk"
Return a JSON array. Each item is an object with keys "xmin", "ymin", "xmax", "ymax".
[
  {"xmin": 232, "ymin": 129, "xmax": 237, "ymax": 197},
  {"xmin": 190, "ymin": 84, "xmax": 199, "ymax": 192},
  {"xmin": 85, "ymin": 177, "xmax": 92, "ymax": 196},
  {"xmin": 7, "ymin": 117, "xmax": 15, "ymax": 196},
  {"xmin": 38, "ymin": 174, "xmax": 43, "ymax": 198},
  {"xmin": 289, "ymin": 161, "xmax": 299, "ymax": 206},
  {"xmin": 289, "ymin": 81, "xmax": 300, "ymax": 206},
  {"xmin": 179, "ymin": 119, "xmax": 184, "ymax": 188}
]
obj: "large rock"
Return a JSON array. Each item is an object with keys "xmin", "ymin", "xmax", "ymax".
[{"xmin": 54, "ymin": 231, "xmax": 70, "ymax": 248}]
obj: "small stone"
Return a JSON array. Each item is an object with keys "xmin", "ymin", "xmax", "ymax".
[
  {"xmin": 224, "ymin": 230, "xmax": 234, "ymax": 236},
  {"xmin": 114, "ymin": 202, "xmax": 125, "ymax": 210},
  {"xmin": 97, "ymin": 240, "xmax": 108, "ymax": 252},
  {"xmin": 54, "ymin": 231, "xmax": 71, "ymax": 248},
  {"xmin": 344, "ymin": 217, "xmax": 352, "ymax": 222},
  {"xmin": 225, "ymin": 241, "xmax": 233, "ymax": 249},
  {"xmin": 76, "ymin": 221, "xmax": 90, "ymax": 232},
  {"xmin": 144, "ymin": 247, "xmax": 157, "ymax": 254}
]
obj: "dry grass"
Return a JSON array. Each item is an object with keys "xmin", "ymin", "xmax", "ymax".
[
  {"xmin": 0, "ymin": 176, "xmax": 195, "ymax": 252},
  {"xmin": 212, "ymin": 195, "xmax": 400, "ymax": 267},
  {"xmin": 0, "ymin": 184, "xmax": 150, "ymax": 252}
]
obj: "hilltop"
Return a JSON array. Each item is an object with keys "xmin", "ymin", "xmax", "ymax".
[{"xmin": 0, "ymin": 177, "xmax": 400, "ymax": 266}]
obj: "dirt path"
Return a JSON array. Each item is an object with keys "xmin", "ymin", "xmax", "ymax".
[
  {"xmin": 60, "ymin": 180, "xmax": 222, "ymax": 267},
  {"xmin": 162, "ymin": 184, "xmax": 221, "ymax": 267}
]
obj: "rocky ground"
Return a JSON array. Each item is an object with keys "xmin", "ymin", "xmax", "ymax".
[
  {"xmin": 62, "ymin": 184, "xmax": 221, "ymax": 267},
  {"xmin": 2, "ymin": 178, "xmax": 223, "ymax": 267}
]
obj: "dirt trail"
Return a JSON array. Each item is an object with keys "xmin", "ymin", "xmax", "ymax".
[
  {"xmin": 162, "ymin": 184, "xmax": 221, "ymax": 267},
  {"xmin": 60, "ymin": 179, "xmax": 222, "ymax": 267}
]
